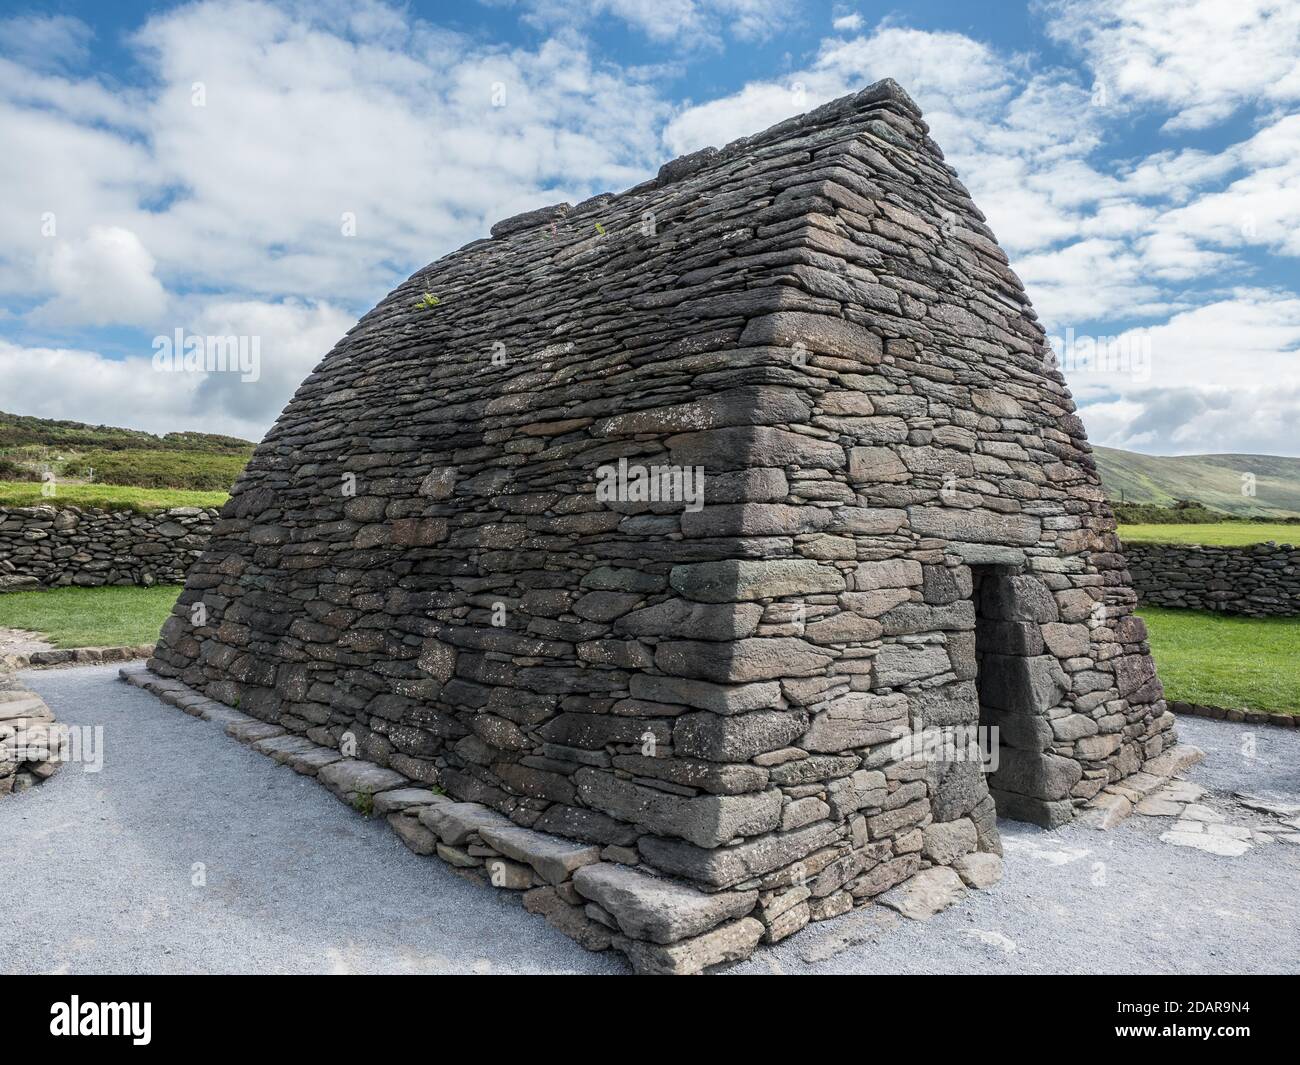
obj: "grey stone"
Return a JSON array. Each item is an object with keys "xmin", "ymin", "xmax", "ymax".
[{"xmin": 573, "ymin": 863, "xmax": 758, "ymax": 944}]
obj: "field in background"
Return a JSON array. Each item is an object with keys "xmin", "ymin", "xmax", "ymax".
[
  {"xmin": 0, "ymin": 409, "xmax": 252, "ymax": 502},
  {"xmin": 1139, "ymin": 607, "xmax": 1300, "ymax": 715},
  {"xmin": 0, "ymin": 481, "xmax": 227, "ymax": 513},
  {"xmin": 1119, "ymin": 523, "xmax": 1298, "ymax": 546},
  {"xmin": 0, "ymin": 585, "xmax": 182, "ymax": 648},
  {"xmin": 1094, "ymin": 446, "xmax": 1300, "ymax": 518}
]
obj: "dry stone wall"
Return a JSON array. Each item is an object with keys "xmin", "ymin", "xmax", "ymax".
[
  {"xmin": 1126, "ymin": 541, "xmax": 1300, "ymax": 617},
  {"xmin": 0, "ymin": 505, "xmax": 217, "ymax": 592},
  {"xmin": 148, "ymin": 78, "xmax": 1178, "ymax": 971},
  {"xmin": 0, "ymin": 673, "xmax": 62, "ymax": 797}
]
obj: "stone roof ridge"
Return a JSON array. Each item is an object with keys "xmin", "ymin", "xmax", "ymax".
[{"xmin": 488, "ymin": 77, "xmax": 923, "ymax": 240}]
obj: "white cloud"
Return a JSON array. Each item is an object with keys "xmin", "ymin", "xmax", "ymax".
[
  {"xmin": 0, "ymin": 0, "xmax": 1296, "ymax": 458},
  {"xmin": 1044, "ymin": 0, "xmax": 1300, "ymax": 130},
  {"xmin": 0, "ymin": 14, "xmax": 94, "ymax": 71},
  {"xmin": 0, "ymin": 297, "xmax": 355, "ymax": 441},
  {"xmin": 0, "ymin": 1, "xmax": 668, "ymax": 323},
  {"xmin": 505, "ymin": 0, "xmax": 792, "ymax": 43},
  {"xmin": 1069, "ymin": 292, "xmax": 1300, "ymax": 453},
  {"xmin": 34, "ymin": 226, "xmax": 167, "ymax": 327}
]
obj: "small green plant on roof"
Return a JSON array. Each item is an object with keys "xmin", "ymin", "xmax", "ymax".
[
  {"xmin": 594, "ymin": 222, "xmax": 606, "ymax": 236},
  {"xmin": 351, "ymin": 792, "xmax": 375, "ymax": 817},
  {"xmin": 414, "ymin": 292, "xmax": 440, "ymax": 310}
]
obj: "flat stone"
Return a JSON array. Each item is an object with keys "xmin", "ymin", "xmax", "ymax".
[
  {"xmin": 373, "ymin": 787, "xmax": 450, "ymax": 815},
  {"xmin": 1233, "ymin": 793, "xmax": 1300, "ymax": 818},
  {"xmin": 629, "ymin": 674, "xmax": 782, "ymax": 715},
  {"xmin": 1181, "ymin": 803, "xmax": 1226, "ymax": 823},
  {"xmin": 419, "ymin": 801, "xmax": 516, "ymax": 846},
  {"xmin": 573, "ymin": 863, "xmax": 758, "ymax": 944},
  {"xmin": 0, "ymin": 693, "xmax": 51, "ymax": 722},
  {"xmin": 952, "ymin": 851, "xmax": 1003, "ymax": 889},
  {"xmin": 387, "ymin": 812, "xmax": 438, "ymax": 855},
  {"xmin": 800, "ymin": 691, "xmax": 909, "ymax": 752},
  {"xmin": 1134, "ymin": 797, "xmax": 1185, "ymax": 817},
  {"xmin": 316, "ymin": 759, "xmax": 407, "ymax": 802},
  {"xmin": 436, "ymin": 842, "xmax": 480, "ymax": 868},
  {"xmin": 574, "ymin": 768, "xmax": 782, "ymax": 848},
  {"xmin": 638, "ymin": 819, "xmax": 840, "ymax": 889},
  {"xmin": 669, "ymin": 559, "xmax": 844, "ymax": 602},
  {"xmin": 477, "ymin": 824, "xmax": 602, "ymax": 885},
  {"xmin": 1143, "ymin": 744, "xmax": 1205, "ymax": 778},
  {"xmin": 878, "ymin": 866, "xmax": 966, "ymax": 920},
  {"xmin": 922, "ymin": 818, "xmax": 978, "ymax": 863},
  {"xmin": 252, "ymin": 733, "xmax": 321, "ymax": 763},
  {"xmin": 522, "ymin": 887, "xmax": 613, "ymax": 951},
  {"xmin": 1079, "ymin": 792, "xmax": 1133, "ymax": 830},
  {"xmin": 225, "ymin": 719, "xmax": 286, "ymax": 744},
  {"xmin": 1160, "ymin": 830, "xmax": 1251, "ymax": 857},
  {"xmin": 619, "ymin": 916, "xmax": 765, "ymax": 975},
  {"xmin": 485, "ymin": 857, "xmax": 534, "ymax": 889}
]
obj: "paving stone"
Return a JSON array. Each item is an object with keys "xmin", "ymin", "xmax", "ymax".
[
  {"xmin": 878, "ymin": 866, "xmax": 966, "ymax": 920},
  {"xmin": 1159, "ymin": 830, "xmax": 1251, "ymax": 857}
]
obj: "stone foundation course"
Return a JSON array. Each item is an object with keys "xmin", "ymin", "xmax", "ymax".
[
  {"xmin": 1126, "ymin": 541, "xmax": 1300, "ymax": 617},
  {"xmin": 144, "ymin": 78, "xmax": 1184, "ymax": 970},
  {"xmin": 0, "ymin": 505, "xmax": 218, "ymax": 591}
]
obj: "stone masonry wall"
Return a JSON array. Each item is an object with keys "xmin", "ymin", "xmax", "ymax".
[
  {"xmin": 148, "ymin": 79, "xmax": 1177, "ymax": 969},
  {"xmin": 0, "ymin": 505, "xmax": 218, "ymax": 592},
  {"xmin": 1126, "ymin": 541, "xmax": 1300, "ymax": 617}
]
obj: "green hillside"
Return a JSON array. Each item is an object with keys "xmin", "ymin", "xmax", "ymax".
[
  {"xmin": 1093, "ymin": 446, "xmax": 1300, "ymax": 518},
  {"xmin": 0, "ymin": 410, "xmax": 253, "ymax": 506}
]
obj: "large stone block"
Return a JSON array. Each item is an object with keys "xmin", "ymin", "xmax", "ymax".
[
  {"xmin": 669, "ymin": 559, "xmax": 845, "ymax": 602},
  {"xmin": 574, "ymin": 768, "xmax": 782, "ymax": 848},
  {"xmin": 573, "ymin": 863, "xmax": 758, "ymax": 944},
  {"xmin": 673, "ymin": 709, "xmax": 809, "ymax": 763},
  {"xmin": 800, "ymin": 692, "xmax": 910, "ymax": 752}
]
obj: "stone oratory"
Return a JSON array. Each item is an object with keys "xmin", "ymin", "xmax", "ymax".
[{"xmin": 145, "ymin": 79, "xmax": 1186, "ymax": 973}]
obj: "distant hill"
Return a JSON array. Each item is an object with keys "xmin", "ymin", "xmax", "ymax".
[
  {"xmin": 0, "ymin": 411, "xmax": 254, "ymax": 493},
  {"xmin": 1093, "ymin": 446, "xmax": 1300, "ymax": 519},
  {"xmin": 3, "ymin": 409, "xmax": 1298, "ymax": 518}
]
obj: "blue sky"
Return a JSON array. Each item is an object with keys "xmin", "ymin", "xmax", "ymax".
[{"xmin": 2, "ymin": 0, "xmax": 1299, "ymax": 454}]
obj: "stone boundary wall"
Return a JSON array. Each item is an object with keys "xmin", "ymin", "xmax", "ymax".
[
  {"xmin": 1169, "ymin": 700, "xmax": 1297, "ymax": 729},
  {"xmin": 0, "ymin": 505, "xmax": 218, "ymax": 592},
  {"xmin": 1125, "ymin": 541, "xmax": 1300, "ymax": 617},
  {"xmin": 0, "ymin": 644, "xmax": 154, "ymax": 673}
]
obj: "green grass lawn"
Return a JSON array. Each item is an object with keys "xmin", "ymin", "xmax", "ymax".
[
  {"xmin": 1119, "ymin": 522, "xmax": 1298, "ymax": 546},
  {"xmin": 0, "ymin": 480, "xmax": 228, "ymax": 513},
  {"xmin": 1139, "ymin": 607, "xmax": 1300, "ymax": 714},
  {"xmin": 0, "ymin": 585, "xmax": 181, "ymax": 648}
]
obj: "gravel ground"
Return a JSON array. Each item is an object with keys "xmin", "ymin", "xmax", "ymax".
[
  {"xmin": 4, "ymin": 664, "xmax": 1298, "ymax": 975},
  {"xmin": 0, "ymin": 627, "xmax": 52, "ymax": 657}
]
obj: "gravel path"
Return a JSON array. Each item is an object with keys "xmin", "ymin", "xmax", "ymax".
[{"xmin": 4, "ymin": 665, "xmax": 1298, "ymax": 975}]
